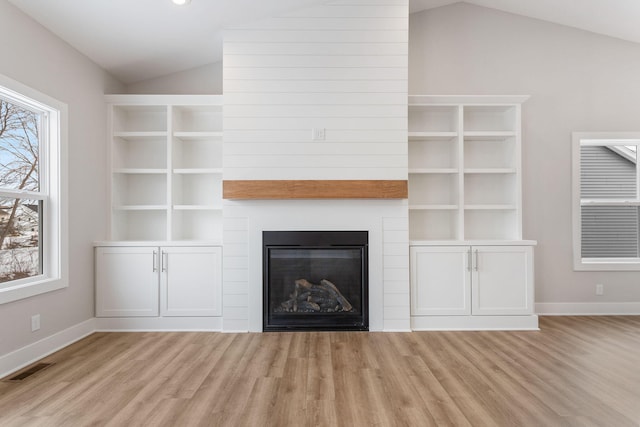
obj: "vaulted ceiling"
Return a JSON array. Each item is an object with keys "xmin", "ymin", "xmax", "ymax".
[{"xmin": 7, "ymin": 0, "xmax": 640, "ymax": 84}]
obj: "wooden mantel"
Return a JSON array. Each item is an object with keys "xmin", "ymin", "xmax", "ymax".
[{"xmin": 223, "ymin": 180, "xmax": 408, "ymax": 200}]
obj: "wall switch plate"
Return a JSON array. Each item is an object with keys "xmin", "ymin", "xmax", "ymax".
[
  {"xmin": 31, "ymin": 314, "xmax": 41, "ymax": 332},
  {"xmin": 596, "ymin": 284, "xmax": 604, "ymax": 296},
  {"xmin": 312, "ymin": 128, "xmax": 325, "ymax": 141}
]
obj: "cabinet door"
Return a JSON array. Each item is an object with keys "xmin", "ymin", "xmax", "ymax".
[
  {"xmin": 471, "ymin": 246, "xmax": 533, "ymax": 315},
  {"xmin": 410, "ymin": 246, "xmax": 471, "ymax": 316},
  {"xmin": 96, "ymin": 247, "xmax": 159, "ymax": 317},
  {"xmin": 160, "ymin": 246, "xmax": 222, "ymax": 317}
]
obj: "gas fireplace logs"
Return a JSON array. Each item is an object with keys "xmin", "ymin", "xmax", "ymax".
[{"xmin": 276, "ymin": 278, "xmax": 354, "ymax": 313}]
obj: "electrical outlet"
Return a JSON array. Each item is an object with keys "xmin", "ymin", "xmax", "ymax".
[
  {"xmin": 311, "ymin": 128, "xmax": 325, "ymax": 141},
  {"xmin": 596, "ymin": 284, "xmax": 604, "ymax": 296},
  {"xmin": 31, "ymin": 314, "xmax": 41, "ymax": 332}
]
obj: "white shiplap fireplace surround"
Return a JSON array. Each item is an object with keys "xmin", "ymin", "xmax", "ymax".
[
  {"xmin": 222, "ymin": 200, "xmax": 410, "ymax": 332},
  {"xmin": 220, "ymin": 0, "xmax": 411, "ymax": 332}
]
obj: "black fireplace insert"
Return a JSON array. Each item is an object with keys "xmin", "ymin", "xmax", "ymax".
[{"xmin": 263, "ymin": 231, "xmax": 368, "ymax": 331}]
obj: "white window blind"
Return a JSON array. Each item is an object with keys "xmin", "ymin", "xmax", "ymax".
[{"xmin": 573, "ymin": 133, "xmax": 640, "ymax": 270}]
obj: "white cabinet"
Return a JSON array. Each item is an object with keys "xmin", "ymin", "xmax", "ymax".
[
  {"xmin": 106, "ymin": 95, "xmax": 223, "ymax": 243},
  {"xmin": 471, "ymin": 246, "xmax": 533, "ymax": 316},
  {"xmin": 161, "ymin": 246, "xmax": 222, "ymax": 317},
  {"xmin": 96, "ymin": 245, "xmax": 222, "ymax": 319},
  {"xmin": 410, "ymin": 246, "xmax": 470, "ymax": 316},
  {"xmin": 410, "ymin": 244, "xmax": 535, "ymax": 328},
  {"xmin": 96, "ymin": 247, "xmax": 159, "ymax": 317}
]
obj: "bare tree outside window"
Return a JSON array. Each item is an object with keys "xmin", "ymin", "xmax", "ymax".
[{"xmin": 0, "ymin": 98, "xmax": 42, "ymax": 283}]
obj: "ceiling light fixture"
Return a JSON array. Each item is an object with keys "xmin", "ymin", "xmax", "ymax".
[{"xmin": 172, "ymin": 0, "xmax": 191, "ymax": 5}]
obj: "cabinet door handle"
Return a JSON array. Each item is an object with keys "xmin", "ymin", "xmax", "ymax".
[
  {"xmin": 474, "ymin": 249, "xmax": 479, "ymax": 271},
  {"xmin": 467, "ymin": 249, "xmax": 472, "ymax": 272},
  {"xmin": 153, "ymin": 251, "xmax": 158, "ymax": 272},
  {"xmin": 161, "ymin": 251, "xmax": 168, "ymax": 272}
]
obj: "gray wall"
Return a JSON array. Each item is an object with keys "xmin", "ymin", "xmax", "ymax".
[
  {"xmin": 125, "ymin": 62, "xmax": 223, "ymax": 95},
  {"xmin": 0, "ymin": 0, "xmax": 123, "ymax": 358},
  {"xmin": 409, "ymin": 3, "xmax": 640, "ymax": 308}
]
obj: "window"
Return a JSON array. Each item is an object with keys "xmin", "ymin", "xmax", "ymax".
[
  {"xmin": 0, "ymin": 74, "xmax": 67, "ymax": 304},
  {"xmin": 572, "ymin": 132, "xmax": 640, "ymax": 270}
]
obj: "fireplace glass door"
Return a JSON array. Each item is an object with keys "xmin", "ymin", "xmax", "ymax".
[{"xmin": 263, "ymin": 231, "xmax": 368, "ymax": 331}]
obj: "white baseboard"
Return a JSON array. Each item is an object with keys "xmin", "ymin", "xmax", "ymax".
[
  {"xmin": 0, "ymin": 318, "xmax": 96, "ymax": 379},
  {"xmin": 411, "ymin": 315, "xmax": 539, "ymax": 331},
  {"xmin": 536, "ymin": 302, "xmax": 640, "ymax": 315},
  {"xmin": 95, "ymin": 316, "xmax": 222, "ymax": 332}
]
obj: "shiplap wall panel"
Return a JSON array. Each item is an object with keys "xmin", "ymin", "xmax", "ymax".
[
  {"xmin": 229, "ymin": 18, "xmax": 407, "ymax": 31},
  {"xmin": 224, "ymin": 80, "xmax": 408, "ymax": 93},
  {"xmin": 224, "ymin": 30, "xmax": 407, "ymax": 44},
  {"xmin": 323, "ymin": 0, "xmax": 408, "ymax": 4},
  {"xmin": 224, "ymin": 92, "xmax": 407, "ymax": 105},
  {"xmin": 224, "ymin": 55, "xmax": 407, "ymax": 69},
  {"xmin": 383, "ymin": 216, "xmax": 410, "ymax": 331},
  {"xmin": 224, "ymin": 130, "xmax": 406, "ymax": 143},
  {"xmin": 224, "ymin": 155, "xmax": 406, "ymax": 169},
  {"xmin": 225, "ymin": 105, "xmax": 408, "ymax": 118},
  {"xmin": 225, "ymin": 67, "xmax": 407, "ymax": 81},
  {"xmin": 223, "ymin": 0, "xmax": 408, "ymax": 181},
  {"xmin": 224, "ymin": 142, "xmax": 407, "ymax": 156},
  {"xmin": 227, "ymin": 167, "xmax": 405, "ymax": 180},
  {"xmin": 278, "ymin": 4, "xmax": 408, "ymax": 17},
  {"xmin": 224, "ymin": 43, "xmax": 408, "ymax": 56},
  {"xmin": 224, "ymin": 117, "xmax": 405, "ymax": 130},
  {"xmin": 222, "ymin": 217, "xmax": 249, "ymax": 332}
]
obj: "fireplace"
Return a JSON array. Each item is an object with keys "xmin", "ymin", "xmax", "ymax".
[{"xmin": 263, "ymin": 231, "xmax": 368, "ymax": 331}]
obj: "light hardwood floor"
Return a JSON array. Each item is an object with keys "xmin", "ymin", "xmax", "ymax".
[{"xmin": 1, "ymin": 316, "xmax": 640, "ymax": 426}]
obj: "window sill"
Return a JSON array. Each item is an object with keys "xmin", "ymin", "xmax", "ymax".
[
  {"xmin": 575, "ymin": 258, "xmax": 640, "ymax": 271},
  {"xmin": 0, "ymin": 277, "xmax": 67, "ymax": 305}
]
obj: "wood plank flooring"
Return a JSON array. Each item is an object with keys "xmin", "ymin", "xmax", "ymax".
[{"xmin": 1, "ymin": 316, "xmax": 640, "ymax": 426}]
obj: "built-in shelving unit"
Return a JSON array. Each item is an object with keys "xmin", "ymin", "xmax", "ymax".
[
  {"xmin": 408, "ymin": 95, "xmax": 528, "ymax": 242},
  {"xmin": 106, "ymin": 95, "xmax": 223, "ymax": 242},
  {"xmin": 408, "ymin": 95, "xmax": 537, "ymax": 331},
  {"xmin": 99, "ymin": 95, "xmax": 224, "ymax": 330}
]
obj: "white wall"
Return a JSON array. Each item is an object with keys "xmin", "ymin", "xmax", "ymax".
[
  {"xmin": 221, "ymin": 0, "xmax": 410, "ymax": 332},
  {"xmin": 410, "ymin": 3, "xmax": 640, "ymax": 312},
  {"xmin": 0, "ymin": 0, "xmax": 123, "ymax": 364},
  {"xmin": 125, "ymin": 62, "xmax": 223, "ymax": 95},
  {"xmin": 223, "ymin": 0, "xmax": 409, "ymax": 180}
]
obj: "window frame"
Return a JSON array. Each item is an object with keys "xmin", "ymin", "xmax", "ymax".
[
  {"xmin": 0, "ymin": 73, "xmax": 68, "ymax": 304},
  {"xmin": 572, "ymin": 131, "xmax": 640, "ymax": 271}
]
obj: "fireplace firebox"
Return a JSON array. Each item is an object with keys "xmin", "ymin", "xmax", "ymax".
[{"xmin": 263, "ymin": 231, "xmax": 368, "ymax": 331}]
